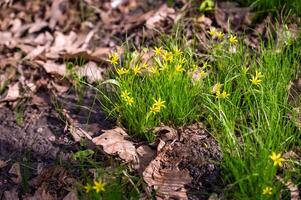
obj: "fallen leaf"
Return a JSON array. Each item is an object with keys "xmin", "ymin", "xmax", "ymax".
[
  {"xmin": 28, "ymin": 20, "xmax": 48, "ymax": 34},
  {"xmin": 9, "ymin": 163, "xmax": 21, "ymax": 184},
  {"xmin": 146, "ymin": 4, "xmax": 176, "ymax": 30},
  {"xmin": 214, "ymin": 2, "xmax": 251, "ymax": 31},
  {"xmin": 49, "ymin": 0, "xmax": 68, "ymax": 29},
  {"xmin": 143, "ymin": 158, "xmax": 192, "ymax": 199},
  {"xmin": 0, "ymin": 160, "xmax": 7, "ymax": 168},
  {"xmin": 276, "ymin": 176, "xmax": 299, "ymax": 200},
  {"xmin": 0, "ymin": 83, "xmax": 20, "ymax": 102},
  {"xmin": 136, "ymin": 145, "xmax": 156, "ymax": 173},
  {"xmin": 92, "ymin": 127, "xmax": 138, "ymax": 162},
  {"xmin": 37, "ymin": 60, "xmax": 67, "ymax": 77},
  {"xmin": 77, "ymin": 61, "xmax": 106, "ymax": 83},
  {"xmin": 3, "ymin": 188, "xmax": 19, "ymax": 200},
  {"xmin": 62, "ymin": 191, "xmax": 77, "ymax": 200},
  {"xmin": 23, "ymin": 186, "xmax": 55, "ymax": 200}
]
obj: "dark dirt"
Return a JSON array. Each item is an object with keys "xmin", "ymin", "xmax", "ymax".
[{"xmin": 0, "ymin": 86, "xmax": 111, "ymax": 199}]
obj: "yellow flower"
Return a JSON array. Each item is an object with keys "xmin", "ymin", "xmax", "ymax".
[
  {"xmin": 116, "ymin": 67, "xmax": 129, "ymax": 76},
  {"xmin": 120, "ymin": 90, "xmax": 134, "ymax": 106},
  {"xmin": 262, "ymin": 186, "xmax": 273, "ymax": 195},
  {"xmin": 149, "ymin": 66, "xmax": 159, "ymax": 74},
  {"xmin": 83, "ymin": 183, "xmax": 93, "ymax": 193},
  {"xmin": 175, "ymin": 65, "xmax": 184, "ymax": 73},
  {"xmin": 250, "ymin": 70, "xmax": 264, "ymax": 85},
  {"xmin": 150, "ymin": 97, "xmax": 166, "ymax": 114},
  {"xmin": 159, "ymin": 63, "xmax": 168, "ymax": 71},
  {"xmin": 109, "ymin": 52, "xmax": 119, "ymax": 65},
  {"xmin": 229, "ymin": 35, "xmax": 238, "ymax": 44},
  {"xmin": 132, "ymin": 65, "xmax": 142, "ymax": 75},
  {"xmin": 212, "ymin": 83, "xmax": 222, "ymax": 94},
  {"xmin": 92, "ymin": 180, "xmax": 106, "ymax": 193},
  {"xmin": 154, "ymin": 47, "xmax": 163, "ymax": 56},
  {"xmin": 173, "ymin": 47, "xmax": 182, "ymax": 55},
  {"xmin": 207, "ymin": 28, "xmax": 217, "ymax": 36},
  {"xmin": 269, "ymin": 152, "xmax": 285, "ymax": 167},
  {"xmin": 216, "ymin": 31, "xmax": 224, "ymax": 40},
  {"xmin": 199, "ymin": 70, "xmax": 208, "ymax": 79},
  {"xmin": 163, "ymin": 51, "xmax": 173, "ymax": 62},
  {"xmin": 216, "ymin": 90, "xmax": 230, "ymax": 99}
]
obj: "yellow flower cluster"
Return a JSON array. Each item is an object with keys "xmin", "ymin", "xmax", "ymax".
[
  {"xmin": 261, "ymin": 152, "xmax": 285, "ymax": 196},
  {"xmin": 250, "ymin": 70, "xmax": 264, "ymax": 85},
  {"xmin": 116, "ymin": 67, "xmax": 129, "ymax": 76},
  {"xmin": 120, "ymin": 90, "xmax": 134, "ymax": 106},
  {"xmin": 207, "ymin": 28, "xmax": 224, "ymax": 40},
  {"xmin": 212, "ymin": 83, "xmax": 229, "ymax": 99},
  {"xmin": 84, "ymin": 180, "xmax": 106, "ymax": 193},
  {"xmin": 150, "ymin": 97, "xmax": 166, "ymax": 114}
]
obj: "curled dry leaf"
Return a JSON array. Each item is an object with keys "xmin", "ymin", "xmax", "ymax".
[
  {"xmin": 143, "ymin": 158, "xmax": 192, "ymax": 200},
  {"xmin": 3, "ymin": 188, "xmax": 19, "ymax": 200},
  {"xmin": 92, "ymin": 127, "xmax": 138, "ymax": 163},
  {"xmin": 9, "ymin": 163, "xmax": 21, "ymax": 184},
  {"xmin": 0, "ymin": 83, "xmax": 20, "ymax": 102},
  {"xmin": 36, "ymin": 60, "xmax": 67, "ymax": 77},
  {"xmin": 77, "ymin": 61, "xmax": 106, "ymax": 83},
  {"xmin": 146, "ymin": 4, "xmax": 176, "ymax": 30}
]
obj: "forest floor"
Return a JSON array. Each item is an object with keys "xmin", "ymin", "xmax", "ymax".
[{"xmin": 0, "ymin": 0, "xmax": 301, "ymax": 199}]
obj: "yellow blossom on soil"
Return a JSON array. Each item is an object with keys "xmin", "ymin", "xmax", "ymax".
[
  {"xmin": 150, "ymin": 97, "xmax": 166, "ymax": 114},
  {"xmin": 109, "ymin": 52, "xmax": 119, "ymax": 65},
  {"xmin": 270, "ymin": 152, "xmax": 285, "ymax": 167},
  {"xmin": 92, "ymin": 180, "xmax": 106, "ymax": 193},
  {"xmin": 262, "ymin": 186, "xmax": 272, "ymax": 195},
  {"xmin": 229, "ymin": 35, "xmax": 238, "ymax": 44}
]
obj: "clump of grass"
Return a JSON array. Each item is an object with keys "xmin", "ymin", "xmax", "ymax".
[
  {"xmin": 98, "ymin": 44, "xmax": 206, "ymax": 142},
  {"xmin": 202, "ymin": 28, "xmax": 301, "ymax": 198},
  {"xmin": 235, "ymin": 0, "xmax": 301, "ymax": 16}
]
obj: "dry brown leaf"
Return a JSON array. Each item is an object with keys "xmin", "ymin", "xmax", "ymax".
[
  {"xmin": 0, "ymin": 160, "xmax": 7, "ymax": 168},
  {"xmin": 77, "ymin": 61, "xmax": 105, "ymax": 83},
  {"xmin": 62, "ymin": 191, "xmax": 78, "ymax": 200},
  {"xmin": 0, "ymin": 83, "xmax": 20, "ymax": 102},
  {"xmin": 25, "ymin": 45, "xmax": 48, "ymax": 60},
  {"xmin": 92, "ymin": 127, "xmax": 138, "ymax": 162},
  {"xmin": 24, "ymin": 186, "xmax": 55, "ymax": 200},
  {"xmin": 136, "ymin": 145, "xmax": 156, "ymax": 173},
  {"xmin": 49, "ymin": 0, "xmax": 68, "ymax": 29},
  {"xmin": 28, "ymin": 20, "xmax": 48, "ymax": 34},
  {"xmin": 143, "ymin": 158, "xmax": 192, "ymax": 199},
  {"xmin": 62, "ymin": 109, "xmax": 93, "ymax": 142},
  {"xmin": 9, "ymin": 163, "xmax": 21, "ymax": 184},
  {"xmin": 276, "ymin": 176, "xmax": 300, "ymax": 200},
  {"xmin": 3, "ymin": 188, "xmax": 19, "ymax": 200},
  {"xmin": 214, "ymin": 2, "xmax": 251, "ymax": 31},
  {"xmin": 146, "ymin": 4, "xmax": 176, "ymax": 30},
  {"xmin": 37, "ymin": 60, "xmax": 67, "ymax": 77}
]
